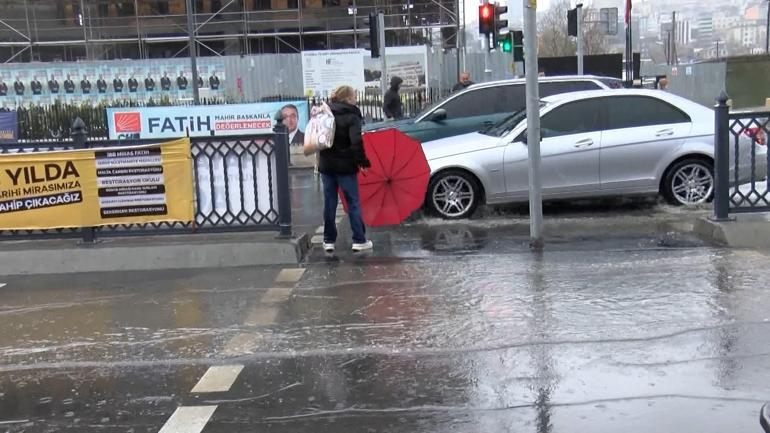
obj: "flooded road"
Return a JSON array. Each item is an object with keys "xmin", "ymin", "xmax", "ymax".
[{"xmin": 1, "ymin": 172, "xmax": 769, "ymax": 432}]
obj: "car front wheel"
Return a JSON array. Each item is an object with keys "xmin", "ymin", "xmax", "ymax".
[
  {"xmin": 662, "ymin": 158, "xmax": 714, "ymax": 206},
  {"xmin": 427, "ymin": 170, "xmax": 481, "ymax": 219}
]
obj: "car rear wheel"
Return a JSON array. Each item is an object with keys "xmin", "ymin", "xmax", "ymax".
[
  {"xmin": 662, "ymin": 158, "xmax": 714, "ymax": 206},
  {"xmin": 427, "ymin": 170, "xmax": 481, "ymax": 219}
]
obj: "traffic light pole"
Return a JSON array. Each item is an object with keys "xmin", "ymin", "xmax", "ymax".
[
  {"xmin": 576, "ymin": 3, "xmax": 584, "ymax": 75},
  {"xmin": 523, "ymin": 0, "xmax": 543, "ymax": 248},
  {"xmin": 378, "ymin": 12, "xmax": 387, "ymax": 100}
]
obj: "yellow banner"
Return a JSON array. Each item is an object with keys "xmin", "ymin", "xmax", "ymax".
[{"xmin": 0, "ymin": 138, "xmax": 194, "ymax": 230}]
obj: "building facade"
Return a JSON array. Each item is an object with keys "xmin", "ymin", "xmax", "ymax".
[{"xmin": 0, "ymin": 0, "xmax": 459, "ymax": 63}]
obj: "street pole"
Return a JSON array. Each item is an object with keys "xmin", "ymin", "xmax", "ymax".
[
  {"xmin": 483, "ymin": 0, "xmax": 491, "ymax": 75},
  {"xmin": 378, "ymin": 12, "xmax": 387, "ymax": 100},
  {"xmin": 577, "ymin": 3, "xmax": 584, "ymax": 75},
  {"xmin": 523, "ymin": 0, "xmax": 543, "ymax": 248},
  {"xmin": 765, "ymin": 0, "xmax": 769, "ymax": 54},
  {"xmin": 186, "ymin": 0, "xmax": 200, "ymax": 105}
]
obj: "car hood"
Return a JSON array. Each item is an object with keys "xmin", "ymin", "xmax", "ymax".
[
  {"xmin": 420, "ymin": 132, "xmax": 501, "ymax": 161},
  {"xmin": 363, "ymin": 118, "xmax": 415, "ymax": 132}
]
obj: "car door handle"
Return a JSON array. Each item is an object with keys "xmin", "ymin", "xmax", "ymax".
[
  {"xmin": 655, "ymin": 129, "xmax": 675, "ymax": 137},
  {"xmin": 574, "ymin": 139, "xmax": 594, "ymax": 148}
]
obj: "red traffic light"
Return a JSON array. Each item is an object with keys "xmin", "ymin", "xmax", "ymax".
[
  {"xmin": 480, "ymin": 4, "xmax": 492, "ymax": 19},
  {"xmin": 479, "ymin": 4, "xmax": 494, "ymax": 34}
]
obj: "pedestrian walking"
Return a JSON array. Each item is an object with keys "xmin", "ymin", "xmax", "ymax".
[
  {"xmin": 452, "ymin": 71, "xmax": 474, "ymax": 92},
  {"xmin": 382, "ymin": 76, "xmax": 404, "ymax": 120},
  {"xmin": 319, "ymin": 85, "xmax": 373, "ymax": 253}
]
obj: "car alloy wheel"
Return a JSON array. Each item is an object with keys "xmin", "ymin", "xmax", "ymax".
[
  {"xmin": 431, "ymin": 174, "xmax": 476, "ymax": 218},
  {"xmin": 670, "ymin": 162, "xmax": 714, "ymax": 205}
]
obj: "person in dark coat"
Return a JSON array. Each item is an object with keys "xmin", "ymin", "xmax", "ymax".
[
  {"xmin": 318, "ymin": 85, "xmax": 373, "ymax": 253},
  {"xmin": 63, "ymin": 75, "xmax": 76, "ymax": 94},
  {"xmin": 144, "ymin": 73, "xmax": 155, "ymax": 91},
  {"xmin": 382, "ymin": 76, "xmax": 403, "ymax": 120},
  {"xmin": 0, "ymin": 81, "xmax": 7, "ymax": 96},
  {"xmin": 113, "ymin": 76, "xmax": 124, "ymax": 93},
  {"xmin": 14, "ymin": 77, "xmax": 25, "ymax": 96},
  {"xmin": 97, "ymin": 75, "xmax": 108, "ymax": 93},
  {"xmin": 161, "ymin": 72, "xmax": 172, "ymax": 91},
  {"xmin": 30, "ymin": 77, "xmax": 43, "ymax": 95},
  {"xmin": 177, "ymin": 73, "xmax": 188, "ymax": 90},
  {"xmin": 48, "ymin": 75, "xmax": 60, "ymax": 94},
  {"xmin": 128, "ymin": 74, "xmax": 139, "ymax": 92},
  {"xmin": 209, "ymin": 72, "xmax": 220, "ymax": 90},
  {"xmin": 80, "ymin": 75, "xmax": 92, "ymax": 94},
  {"xmin": 452, "ymin": 71, "xmax": 474, "ymax": 92}
]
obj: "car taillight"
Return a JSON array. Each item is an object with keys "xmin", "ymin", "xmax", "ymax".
[{"xmin": 745, "ymin": 127, "xmax": 766, "ymax": 146}]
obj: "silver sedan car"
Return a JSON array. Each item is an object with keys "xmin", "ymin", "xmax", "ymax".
[{"xmin": 422, "ymin": 89, "xmax": 768, "ymax": 219}]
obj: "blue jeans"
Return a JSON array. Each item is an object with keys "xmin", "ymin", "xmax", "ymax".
[{"xmin": 321, "ymin": 173, "xmax": 366, "ymax": 244}]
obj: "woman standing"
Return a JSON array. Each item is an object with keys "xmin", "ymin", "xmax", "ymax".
[{"xmin": 319, "ymin": 85, "xmax": 373, "ymax": 253}]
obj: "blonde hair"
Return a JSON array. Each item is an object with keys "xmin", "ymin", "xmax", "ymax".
[{"xmin": 330, "ymin": 85, "xmax": 356, "ymax": 103}]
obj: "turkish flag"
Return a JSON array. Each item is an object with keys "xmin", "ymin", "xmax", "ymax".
[{"xmin": 625, "ymin": 0, "xmax": 632, "ymax": 24}]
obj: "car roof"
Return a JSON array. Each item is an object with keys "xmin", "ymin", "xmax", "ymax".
[
  {"xmin": 539, "ymin": 88, "xmax": 714, "ymax": 120},
  {"xmin": 465, "ymin": 75, "xmax": 619, "ymax": 90}
]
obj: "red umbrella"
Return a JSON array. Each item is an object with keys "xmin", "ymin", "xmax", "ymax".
[{"xmin": 341, "ymin": 128, "xmax": 430, "ymax": 227}]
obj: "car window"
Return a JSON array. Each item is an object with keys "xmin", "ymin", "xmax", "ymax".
[
  {"xmin": 600, "ymin": 78, "xmax": 624, "ymax": 89},
  {"xmin": 540, "ymin": 81, "xmax": 600, "ymax": 97},
  {"xmin": 441, "ymin": 87, "xmax": 509, "ymax": 119},
  {"xmin": 501, "ymin": 84, "xmax": 527, "ymax": 113},
  {"xmin": 540, "ymin": 99, "xmax": 605, "ymax": 138},
  {"xmin": 605, "ymin": 96, "xmax": 691, "ymax": 129}
]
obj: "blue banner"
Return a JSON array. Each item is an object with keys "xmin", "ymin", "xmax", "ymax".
[
  {"xmin": 0, "ymin": 112, "xmax": 18, "ymax": 143},
  {"xmin": 106, "ymin": 102, "xmax": 308, "ymax": 143}
]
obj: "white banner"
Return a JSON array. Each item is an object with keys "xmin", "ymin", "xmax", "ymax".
[{"xmin": 302, "ymin": 49, "xmax": 366, "ymax": 97}]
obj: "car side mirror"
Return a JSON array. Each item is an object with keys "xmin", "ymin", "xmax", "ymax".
[{"xmin": 430, "ymin": 109, "xmax": 447, "ymax": 122}]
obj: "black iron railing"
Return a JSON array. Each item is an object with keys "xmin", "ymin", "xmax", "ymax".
[
  {"xmin": 713, "ymin": 93, "xmax": 770, "ymax": 219},
  {"xmin": 0, "ymin": 118, "xmax": 292, "ymax": 241}
]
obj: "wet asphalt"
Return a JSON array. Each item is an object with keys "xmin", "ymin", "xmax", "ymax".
[{"xmin": 1, "ymin": 171, "xmax": 770, "ymax": 433}]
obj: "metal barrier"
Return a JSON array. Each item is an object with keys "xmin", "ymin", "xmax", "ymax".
[
  {"xmin": 713, "ymin": 93, "xmax": 770, "ymax": 219},
  {"xmin": 0, "ymin": 118, "xmax": 292, "ymax": 241}
]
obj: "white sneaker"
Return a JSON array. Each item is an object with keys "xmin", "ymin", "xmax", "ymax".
[
  {"xmin": 323, "ymin": 243, "xmax": 335, "ymax": 253},
  {"xmin": 352, "ymin": 240, "xmax": 374, "ymax": 252}
]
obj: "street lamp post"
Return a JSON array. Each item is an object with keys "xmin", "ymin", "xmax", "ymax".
[
  {"xmin": 523, "ymin": 0, "xmax": 543, "ymax": 248},
  {"xmin": 765, "ymin": 0, "xmax": 769, "ymax": 54}
]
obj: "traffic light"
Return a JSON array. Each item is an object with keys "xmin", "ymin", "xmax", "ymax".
[
  {"xmin": 368, "ymin": 12, "xmax": 381, "ymax": 58},
  {"xmin": 492, "ymin": 4, "xmax": 509, "ymax": 48},
  {"xmin": 567, "ymin": 7, "xmax": 578, "ymax": 37},
  {"xmin": 501, "ymin": 33, "xmax": 513, "ymax": 52},
  {"xmin": 478, "ymin": 3, "xmax": 494, "ymax": 35},
  {"xmin": 512, "ymin": 30, "xmax": 524, "ymax": 62}
]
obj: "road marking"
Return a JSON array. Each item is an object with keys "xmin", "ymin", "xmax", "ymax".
[
  {"xmin": 0, "ymin": 283, "xmax": 6, "ymax": 289},
  {"xmin": 191, "ymin": 365, "xmax": 244, "ymax": 393},
  {"xmin": 275, "ymin": 268, "xmax": 305, "ymax": 283},
  {"xmin": 244, "ymin": 308, "xmax": 279, "ymax": 326},
  {"xmin": 311, "ymin": 235, "xmax": 323, "ymax": 245},
  {"xmin": 315, "ymin": 225, "xmax": 324, "ymax": 234},
  {"xmin": 157, "ymin": 406, "xmax": 217, "ymax": 433},
  {"xmin": 261, "ymin": 287, "xmax": 293, "ymax": 305},
  {"xmin": 222, "ymin": 333, "xmax": 265, "ymax": 356}
]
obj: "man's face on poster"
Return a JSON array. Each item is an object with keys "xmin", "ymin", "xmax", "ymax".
[{"xmin": 281, "ymin": 107, "xmax": 299, "ymax": 133}]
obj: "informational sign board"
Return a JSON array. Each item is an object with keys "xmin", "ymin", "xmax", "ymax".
[
  {"xmin": 106, "ymin": 101, "xmax": 307, "ymax": 140},
  {"xmin": 0, "ymin": 138, "xmax": 194, "ymax": 230},
  {"xmin": 0, "ymin": 112, "xmax": 17, "ymax": 143},
  {"xmin": 364, "ymin": 46, "xmax": 428, "ymax": 90},
  {"xmin": 302, "ymin": 49, "xmax": 366, "ymax": 97}
]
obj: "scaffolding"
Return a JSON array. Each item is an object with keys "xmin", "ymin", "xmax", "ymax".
[{"xmin": 0, "ymin": 0, "xmax": 461, "ymax": 63}]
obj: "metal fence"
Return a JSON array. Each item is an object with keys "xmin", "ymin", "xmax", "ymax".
[
  {"xmin": 713, "ymin": 93, "xmax": 770, "ymax": 219},
  {"xmin": 0, "ymin": 118, "xmax": 292, "ymax": 242}
]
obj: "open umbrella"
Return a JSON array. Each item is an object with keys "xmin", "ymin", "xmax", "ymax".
[{"xmin": 341, "ymin": 128, "xmax": 430, "ymax": 227}]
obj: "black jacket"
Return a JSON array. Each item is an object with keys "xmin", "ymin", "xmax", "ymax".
[
  {"xmin": 382, "ymin": 76, "xmax": 404, "ymax": 120},
  {"xmin": 319, "ymin": 102, "xmax": 371, "ymax": 175}
]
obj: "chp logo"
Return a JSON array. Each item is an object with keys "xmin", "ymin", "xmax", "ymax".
[{"xmin": 113, "ymin": 111, "xmax": 141, "ymax": 139}]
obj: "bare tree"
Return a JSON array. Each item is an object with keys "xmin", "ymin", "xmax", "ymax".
[{"xmin": 538, "ymin": 0, "xmax": 609, "ymax": 57}]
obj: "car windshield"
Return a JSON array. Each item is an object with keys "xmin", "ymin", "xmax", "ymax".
[{"xmin": 482, "ymin": 102, "xmax": 546, "ymax": 137}]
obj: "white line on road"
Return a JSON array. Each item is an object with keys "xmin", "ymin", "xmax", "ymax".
[
  {"xmin": 191, "ymin": 365, "xmax": 244, "ymax": 394},
  {"xmin": 157, "ymin": 406, "xmax": 217, "ymax": 433},
  {"xmin": 275, "ymin": 268, "xmax": 305, "ymax": 283},
  {"xmin": 0, "ymin": 283, "xmax": 6, "ymax": 289}
]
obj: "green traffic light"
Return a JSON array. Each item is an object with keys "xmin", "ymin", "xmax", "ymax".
[{"xmin": 502, "ymin": 40, "xmax": 512, "ymax": 52}]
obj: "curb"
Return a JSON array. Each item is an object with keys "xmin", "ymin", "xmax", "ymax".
[{"xmin": 0, "ymin": 232, "xmax": 310, "ymax": 276}]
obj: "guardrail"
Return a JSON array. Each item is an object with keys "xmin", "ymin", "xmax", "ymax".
[
  {"xmin": 0, "ymin": 117, "xmax": 292, "ymax": 242},
  {"xmin": 713, "ymin": 93, "xmax": 770, "ymax": 219}
]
